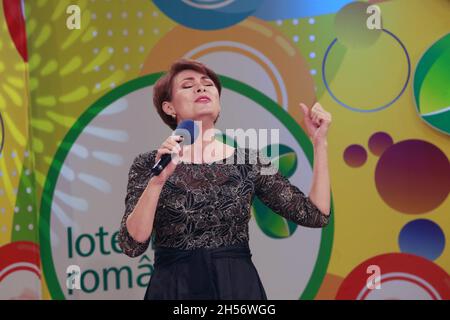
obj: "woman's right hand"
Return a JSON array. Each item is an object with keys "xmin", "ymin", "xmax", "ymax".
[{"xmin": 149, "ymin": 135, "xmax": 184, "ymax": 186}]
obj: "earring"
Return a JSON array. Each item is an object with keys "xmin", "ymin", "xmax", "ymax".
[{"xmin": 171, "ymin": 114, "xmax": 176, "ymax": 119}]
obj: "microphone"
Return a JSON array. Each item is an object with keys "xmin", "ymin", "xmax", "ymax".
[{"xmin": 151, "ymin": 119, "xmax": 199, "ymax": 176}]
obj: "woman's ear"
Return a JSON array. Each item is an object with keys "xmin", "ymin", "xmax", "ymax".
[{"xmin": 162, "ymin": 101, "xmax": 175, "ymax": 117}]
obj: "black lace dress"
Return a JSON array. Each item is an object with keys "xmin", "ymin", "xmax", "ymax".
[{"xmin": 118, "ymin": 147, "xmax": 330, "ymax": 300}]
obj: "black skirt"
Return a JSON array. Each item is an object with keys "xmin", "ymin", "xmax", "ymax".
[{"xmin": 144, "ymin": 242, "xmax": 267, "ymax": 300}]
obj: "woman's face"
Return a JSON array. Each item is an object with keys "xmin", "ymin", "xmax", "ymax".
[{"xmin": 163, "ymin": 69, "xmax": 221, "ymax": 127}]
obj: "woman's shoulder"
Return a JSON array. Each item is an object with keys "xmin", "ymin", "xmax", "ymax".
[{"xmin": 130, "ymin": 149, "xmax": 158, "ymax": 169}]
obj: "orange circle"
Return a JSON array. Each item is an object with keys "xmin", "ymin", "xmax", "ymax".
[{"xmin": 141, "ymin": 18, "xmax": 316, "ymax": 127}]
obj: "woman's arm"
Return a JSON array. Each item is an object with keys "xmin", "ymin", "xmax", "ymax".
[
  {"xmin": 254, "ymin": 150, "xmax": 330, "ymax": 228},
  {"xmin": 253, "ymin": 102, "xmax": 332, "ymax": 227},
  {"xmin": 300, "ymin": 102, "xmax": 332, "ymax": 215},
  {"xmin": 309, "ymin": 140, "xmax": 330, "ymax": 215},
  {"xmin": 118, "ymin": 152, "xmax": 162, "ymax": 257},
  {"xmin": 126, "ymin": 179, "xmax": 163, "ymax": 242},
  {"xmin": 119, "ymin": 136, "xmax": 183, "ymax": 257}
]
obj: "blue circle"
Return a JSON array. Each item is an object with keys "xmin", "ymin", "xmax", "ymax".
[
  {"xmin": 153, "ymin": 0, "xmax": 260, "ymax": 30},
  {"xmin": 399, "ymin": 219, "xmax": 445, "ymax": 261},
  {"xmin": 322, "ymin": 29, "xmax": 411, "ymax": 113}
]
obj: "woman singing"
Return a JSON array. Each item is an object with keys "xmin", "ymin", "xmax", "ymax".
[{"xmin": 118, "ymin": 59, "xmax": 332, "ymax": 300}]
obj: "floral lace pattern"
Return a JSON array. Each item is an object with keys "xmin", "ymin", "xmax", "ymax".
[{"xmin": 119, "ymin": 148, "xmax": 330, "ymax": 257}]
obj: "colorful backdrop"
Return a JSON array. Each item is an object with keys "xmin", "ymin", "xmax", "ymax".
[{"xmin": 0, "ymin": 0, "xmax": 449, "ymax": 300}]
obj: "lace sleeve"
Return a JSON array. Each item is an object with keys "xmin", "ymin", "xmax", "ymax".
[
  {"xmin": 253, "ymin": 150, "xmax": 330, "ymax": 228},
  {"xmin": 118, "ymin": 151, "xmax": 156, "ymax": 257}
]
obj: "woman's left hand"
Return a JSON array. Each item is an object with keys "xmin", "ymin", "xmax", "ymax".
[{"xmin": 299, "ymin": 102, "xmax": 332, "ymax": 146}]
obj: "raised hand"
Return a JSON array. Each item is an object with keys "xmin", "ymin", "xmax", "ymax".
[{"xmin": 299, "ymin": 102, "xmax": 332, "ymax": 146}]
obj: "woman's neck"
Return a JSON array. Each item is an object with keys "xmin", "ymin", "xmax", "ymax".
[{"xmin": 180, "ymin": 122, "xmax": 229, "ymax": 163}]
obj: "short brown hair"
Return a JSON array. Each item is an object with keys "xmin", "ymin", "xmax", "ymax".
[{"xmin": 153, "ymin": 59, "xmax": 222, "ymax": 130}]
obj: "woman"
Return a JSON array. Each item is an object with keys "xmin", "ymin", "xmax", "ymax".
[{"xmin": 118, "ymin": 59, "xmax": 332, "ymax": 300}]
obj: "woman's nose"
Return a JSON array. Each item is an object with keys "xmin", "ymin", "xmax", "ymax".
[{"xmin": 196, "ymin": 85, "xmax": 206, "ymax": 92}]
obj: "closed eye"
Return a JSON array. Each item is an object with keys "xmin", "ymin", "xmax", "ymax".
[{"xmin": 182, "ymin": 83, "xmax": 213, "ymax": 89}]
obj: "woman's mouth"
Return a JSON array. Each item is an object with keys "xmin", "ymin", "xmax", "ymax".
[{"xmin": 195, "ymin": 96, "xmax": 211, "ymax": 103}]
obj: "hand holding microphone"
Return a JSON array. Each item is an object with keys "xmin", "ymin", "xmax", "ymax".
[
  {"xmin": 150, "ymin": 135, "xmax": 184, "ymax": 185},
  {"xmin": 150, "ymin": 119, "xmax": 198, "ymax": 185}
]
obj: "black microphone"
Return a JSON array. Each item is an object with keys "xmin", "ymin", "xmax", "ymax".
[{"xmin": 151, "ymin": 119, "xmax": 199, "ymax": 176}]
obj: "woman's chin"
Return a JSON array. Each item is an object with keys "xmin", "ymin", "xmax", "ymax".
[
  {"xmin": 190, "ymin": 113, "xmax": 218, "ymax": 123},
  {"xmin": 194, "ymin": 108, "xmax": 218, "ymax": 115}
]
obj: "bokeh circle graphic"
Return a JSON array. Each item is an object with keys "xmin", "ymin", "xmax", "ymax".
[
  {"xmin": 336, "ymin": 253, "xmax": 450, "ymax": 300},
  {"xmin": 0, "ymin": 241, "xmax": 41, "ymax": 300},
  {"xmin": 368, "ymin": 131, "xmax": 393, "ymax": 156},
  {"xmin": 334, "ymin": 1, "xmax": 383, "ymax": 48},
  {"xmin": 141, "ymin": 19, "xmax": 317, "ymax": 125},
  {"xmin": 322, "ymin": 29, "xmax": 411, "ymax": 112},
  {"xmin": 343, "ymin": 144, "xmax": 367, "ymax": 168},
  {"xmin": 399, "ymin": 219, "xmax": 446, "ymax": 261},
  {"xmin": 374, "ymin": 139, "xmax": 450, "ymax": 214},
  {"xmin": 153, "ymin": 0, "xmax": 261, "ymax": 30},
  {"xmin": 413, "ymin": 33, "xmax": 450, "ymax": 135}
]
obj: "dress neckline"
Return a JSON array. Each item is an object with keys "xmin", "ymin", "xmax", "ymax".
[{"xmin": 179, "ymin": 147, "xmax": 237, "ymax": 165}]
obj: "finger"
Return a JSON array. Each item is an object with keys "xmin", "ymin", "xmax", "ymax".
[
  {"xmin": 315, "ymin": 113, "xmax": 323, "ymax": 126},
  {"xmin": 161, "ymin": 142, "xmax": 175, "ymax": 152},
  {"xmin": 315, "ymin": 110, "xmax": 332, "ymax": 123},
  {"xmin": 170, "ymin": 135, "xmax": 184, "ymax": 143},
  {"xmin": 312, "ymin": 107, "xmax": 331, "ymax": 120},
  {"xmin": 160, "ymin": 137, "xmax": 181, "ymax": 156},
  {"xmin": 171, "ymin": 145, "xmax": 184, "ymax": 164},
  {"xmin": 323, "ymin": 111, "xmax": 332, "ymax": 122},
  {"xmin": 311, "ymin": 109, "xmax": 323, "ymax": 120},
  {"xmin": 312, "ymin": 105, "xmax": 328, "ymax": 115},
  {"xmin": 179, "ymin": 145, "xmax": 184, "ymax": 157},
  {"xmin": 299, "ymin": 103, "xmax": 310, "ymax": 117},
  {"xmin": 163, "ymin": 139, "xmax": 182, "ymax": 151},
  {"xmin": 156, "ymin": 148, "xmax": 170, "ymax": 161},
  {"xmin": 170, "ymin": 150, "xmax": 181, "ymax": 165},
  {"xmin": 312, "ymin": 115, "xmax": 320, "ymax": 126},
  {"xmin": 167, "ymin": 136, "xmax": 182, "ymax": 147},
  {"xmin": 313, "ymin": 103, "xmax": 332, "ymax": 121},
  {"xmin": 156, "ymin": 147, "xmax": 175, "ymax": 162},
  {"xmin": 312, "ymin": 102, "xmax": 323, "ymax": 112},
  {"xmin": 319, "ymin": 115, "xmax": 331, "ymax": 124},
  {"xmin": 310, "ymin": 109, "xmax": 319, "ymax": 124}
]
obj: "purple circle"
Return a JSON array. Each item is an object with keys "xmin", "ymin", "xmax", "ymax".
[
  {"xmin": 375, "ymin": 139, "xmax": 450, "ymax": 214},
  {"xmin": 368, "ymin": 132, "xmax": 394, "ymax": 156},
  {"xmin": 343, "ymin": 144, "xmax": 367, "ymax": 167}
]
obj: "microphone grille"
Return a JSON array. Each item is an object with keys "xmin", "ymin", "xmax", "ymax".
[{"xmin": 173, "ymin": 119, "xmax": 199, "ymax": 145}]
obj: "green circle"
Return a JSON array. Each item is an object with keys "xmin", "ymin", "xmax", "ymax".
[
  {"xmin": 413, "ymin": 33, "xmax": 450, "ymax": 135},
  {"xmin": 40, "ymin": 73, "xmax": 334, "ymax": 300}
]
